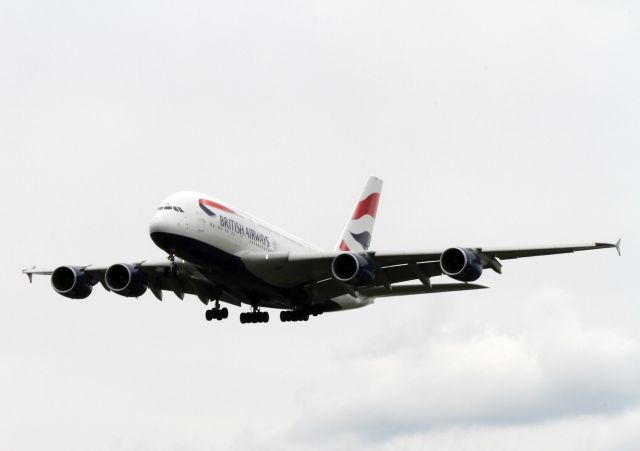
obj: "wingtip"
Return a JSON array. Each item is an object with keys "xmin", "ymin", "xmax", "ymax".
[
  {"xmin": 616, "ymin": 238, "xmax": 622, "ymax": 256},
  {"xmin": 465, "ymin": 283, "xmax": 489, "ymax": 290},
  {"xmin": 22, "ymin": 266, "xmax": 35, "ymax": 283}
]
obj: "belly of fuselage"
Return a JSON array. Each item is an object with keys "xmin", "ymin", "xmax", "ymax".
[{"xmin": 150, "ymin": 230, "xmax": 304, "ymax": 308}]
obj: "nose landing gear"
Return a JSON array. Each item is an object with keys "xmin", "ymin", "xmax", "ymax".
[{"xmin": 167, "ymin": 252, "xmax": 178, "ymax": 276}]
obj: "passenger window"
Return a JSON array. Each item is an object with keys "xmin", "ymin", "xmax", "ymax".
[{"xmin": 164, "ymin": 206, "xmax": 172, "ymax": 210}]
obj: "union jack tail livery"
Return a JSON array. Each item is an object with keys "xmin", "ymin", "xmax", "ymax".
[{"xmin": 337, "ymin": 176, "xmax": 383, "ymax": 252}]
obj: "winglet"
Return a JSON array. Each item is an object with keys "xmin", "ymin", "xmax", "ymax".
[
  {"xmin": 616, "ymin": 238, "xmax": 622, "ymax": 256},
  {"xmin": 22, "ymin": 267, "xmax": 35, "ymax": 283}
]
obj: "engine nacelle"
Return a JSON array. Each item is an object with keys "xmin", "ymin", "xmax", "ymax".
[
  {"xmin": 331, "ymin": 252, "xmax": 375, "ymax": 287},
  {"xmin": 440, "ymin": 247, "xmax": 483, "ymax": 282},
  {"xmin": 51, "ymin": 266, "xmax": 93, "ymax": 299},
  {"xmin": 105, "ymin": 263, "xmax": 148, "ymax": 298}
]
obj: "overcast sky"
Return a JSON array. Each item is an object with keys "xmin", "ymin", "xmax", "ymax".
[{"xmin": 1, "ymin": 1, "xmax": 638, "ymax": 450}]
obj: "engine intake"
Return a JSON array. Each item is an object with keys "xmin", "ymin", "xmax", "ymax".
[
  {"xmin": 440, "ymin": 247, "xmax": 483, "ymax": 282},
  {"xmin": 105, "ymin": 263, "xmax": 148, "ymax": 298},
  {"xmin": 331, "ymin": 253, "xmax": 375, "ymax": 287},
  {"xmin": 51, "ymin": 266, "xmax": 93, "ymax": 299}
]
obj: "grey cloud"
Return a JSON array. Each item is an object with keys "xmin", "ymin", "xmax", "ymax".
[{"xmin": 286, "ymin": 287, "xmax": 640, "ymax": 441}]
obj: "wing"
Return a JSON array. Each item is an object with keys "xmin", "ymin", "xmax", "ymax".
[
  {"xmin": 22, "ymin": 261, "xmax": 241, "ymax": 306},
  {"xmin": 240, "ymin": 240, "xmax": 620, "ymax": 300}
]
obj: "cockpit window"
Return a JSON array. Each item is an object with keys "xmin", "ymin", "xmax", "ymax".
[{"xmin": 157, "ymin": 205, "xmax": 184, "ymax": 212}]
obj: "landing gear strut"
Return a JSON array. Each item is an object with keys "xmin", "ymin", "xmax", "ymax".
[
  {"xmin": 167, "ymin": 252, "xmax": 178, "ymax": 276},
  {"xmin": 240, "ymin": 307, "xmax": 269, "ymax": 324},
  {"xmin": 205, "ymin": 300, "xmax": 229, "ymax": 321}
]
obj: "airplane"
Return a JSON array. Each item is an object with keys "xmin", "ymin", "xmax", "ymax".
[{"xmin": 23, "ymin": 176, "xmax": 621, "ymax": 324}]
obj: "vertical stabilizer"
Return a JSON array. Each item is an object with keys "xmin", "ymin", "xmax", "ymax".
[{"xmin": 337, "ymin": 176, "xmax": 383, "ymax": 251}]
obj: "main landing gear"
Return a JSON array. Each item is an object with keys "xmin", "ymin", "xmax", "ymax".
[
  {"xmin": 240, "ymin": 308, "xmax": 269, "ymax": 324},
  {"xmin": 280, "ymin": 305, "xmax": 324, "ymax": 322},
  {"xmin": 280, "ymin": 310, "xmax": 309, "ymax": 322},
  {"xmin": 205, "ymin": 300, "xmax": 229, "ymax": 321}
]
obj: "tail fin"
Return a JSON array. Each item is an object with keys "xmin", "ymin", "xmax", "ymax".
[{"xmin": 337, "ymin": 176, "xmax": 383, "ymax": 252}]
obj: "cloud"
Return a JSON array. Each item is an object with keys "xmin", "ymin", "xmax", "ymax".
[
  {"xmin": 229, "ymin": 407, "xmax": 640, "ymax": 451},
  {"xmin": 1, "ymin": 1, "xmax": 637, "ymax": 451},
  {"xmin": 284, "ymin": 287, "xmax": 640, "ymax": 442}
]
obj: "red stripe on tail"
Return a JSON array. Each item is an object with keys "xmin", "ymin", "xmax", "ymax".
[
  {"xmin": 352, "ymin": 193, "xmax": 380, "ymax": 220},
  {"xmin": 339, "ymin": 240, "xmax": 350, "ymax": 251}
]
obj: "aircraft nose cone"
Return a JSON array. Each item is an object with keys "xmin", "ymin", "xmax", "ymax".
[
  {"xmin": 149, "ymin": 210, "xmax": 177, "ymax": 253},
  {"xmin": 148, "ymin": 211, "xmax": 165, "ymax": 235}
]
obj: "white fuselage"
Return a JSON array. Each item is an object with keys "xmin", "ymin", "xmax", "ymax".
[{"xmin": 148, "ymin": 191, "xmax": 372, "ymax": 310}]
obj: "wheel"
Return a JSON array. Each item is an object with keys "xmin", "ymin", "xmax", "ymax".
[
  {"xmin": 262, "ymin": 312, "xmax": 269, "ymax": 323},
  {"xmin": 215, "ymin": 310, "xmax": 223, "ymax": 321},
  {"xmin": 221, "ymin": 307, "xmax": 229, "ymax": 319},
  {"xmin": 205, "ymin": 310, "xmax": 213, "ymax": 321},
  {"xmin": 280, "ymin": 311, "xmax": 289, "ymax": 322},
  {"xmin": 240, "ymin": 313, "xmax": 246, "ymax": 324}
]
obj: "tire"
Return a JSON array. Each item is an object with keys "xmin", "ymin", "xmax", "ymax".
[
  {"xmin": 221, "ymin": 307, "xmax": 229, "ymax": 319},
  {"xmin": 205, "ymin": 310, "xmax": 213, "ymax": 321},
  {"xmin": 240, "ymin": 313, "xmax": 246, "ymax": 324}
]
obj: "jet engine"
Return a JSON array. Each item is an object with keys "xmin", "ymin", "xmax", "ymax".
[
  {"xmin": 51, "ymin": 266, "xmax": 93, "ymax": 299},
  {"xmin": 440, "ymin": 247, "xmax": 483, "ymax": 282},
  {"xmin": 105, "ymin": 263, "xmax": 148, "ymax": 298},
  {"xmin": 331, "ymin": 252, "xmax": 375, "ymax": 287}
]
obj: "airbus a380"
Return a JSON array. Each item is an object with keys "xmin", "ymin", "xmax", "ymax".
[{"xmin": 23, "ymin": 177, "xmax": 621, "ymax": 324}]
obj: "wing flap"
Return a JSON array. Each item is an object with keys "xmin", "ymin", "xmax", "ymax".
[
  {"xmin": 360, "ymin": 283, "xmax": 487, "ymax": 298},
  {"xmin": 480, "ymin": 242, "xmax": 619, "ymax": 260},
  {"xmin": 379, "ymin": 261, "xmax": 442, "ymax": 285}
]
